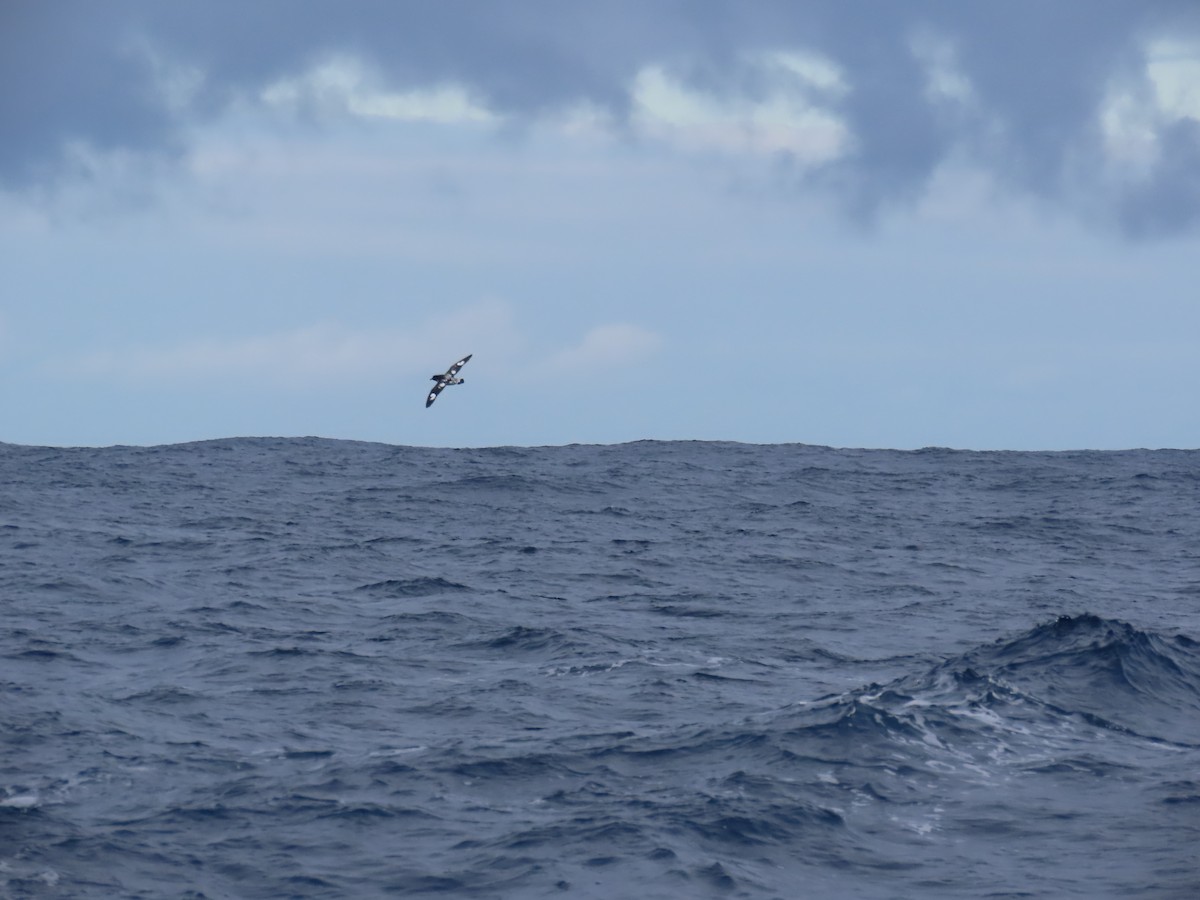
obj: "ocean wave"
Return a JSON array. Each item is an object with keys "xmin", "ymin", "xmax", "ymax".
[{"xmin": 353, "ymin": 577, "xmax": 472, "ymax": 597}]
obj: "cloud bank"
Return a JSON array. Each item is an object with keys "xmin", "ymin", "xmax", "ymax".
[
  {"xmin": 544, "ymin": 323, "xmax": 662, "ymax": 374},
  {"xmin": 62, "ymin": 299, "xmax": 659, "ymax": 388},
  {"xmin": 63, "ymin": 299, "xmax": 519, "ymax": 385},
  {"xmin": 3, "ymin": 1, "xmax": 1199, "ymax": 236}
]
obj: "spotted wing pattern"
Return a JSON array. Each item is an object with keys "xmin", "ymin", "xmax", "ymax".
[
  {"xmin": 425, "ymin": 354, "xmax": 472, "ymax": 408},
  {"xmin": 425, "ymin": 382, "xmax": 446, "ymax": 408}
]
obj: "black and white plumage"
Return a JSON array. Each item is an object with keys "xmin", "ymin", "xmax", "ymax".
[{"xmin": 425, "ymin": 354, "xmax": 472, "ymax": 408}]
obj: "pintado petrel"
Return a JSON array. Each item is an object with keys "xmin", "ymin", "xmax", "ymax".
[{"xmin": 425, "ymin": 354, "xmax": 472, "ymax": 408}]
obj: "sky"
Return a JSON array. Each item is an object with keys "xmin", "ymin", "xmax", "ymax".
[{"xmin": 2, "ymin": 1, "xmax": 1199, "ymax": 450}]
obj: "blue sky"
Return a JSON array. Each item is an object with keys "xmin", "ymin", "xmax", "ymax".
[{"xmin": 2, "ymin": 1, "xmax": 1199, "ymax": 449}]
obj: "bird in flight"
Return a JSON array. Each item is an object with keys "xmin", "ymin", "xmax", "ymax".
[{"xmin": 425, "ymin": 354, "xmax": 472, "ymax": 408}]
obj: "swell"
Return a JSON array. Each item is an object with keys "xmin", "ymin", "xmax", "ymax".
[{"xmin": 780, "ymin": 614, "xmax": 1199, "ymax": 744}]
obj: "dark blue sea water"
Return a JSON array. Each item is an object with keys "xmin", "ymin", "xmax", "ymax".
[{"xmin": 2, "ymin": 438, "xmax": 1199, "ymax": 899}]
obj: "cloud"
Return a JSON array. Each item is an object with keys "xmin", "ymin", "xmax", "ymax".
[
  {"xmin": 1098, "ymin": 37, "xmax": 1200, "ymax": 235},
  {"xmin": 63, "ymin": 298, "xmax": 520, "ymax": 386},
  {"xmin": 630, "ymin": 54, "xmax": 849, "ymax": 163},
  {"xmin": 0, "ymin": 5, "xmax": 180, "ymax": 185},
  {"xmin": 259, "ymin": 56, "xmax": 497, "ymax": 125},
  {"xmin": 57, "ymin": 296, "xmax": 659, "ymax": 401},
  {"xmin": 543, "ymin": 323, "xmax": 661, "ymax": 374},
  {"xmin": 4, "ymin": 1, "xmax": 1200, "ymax": 235}
]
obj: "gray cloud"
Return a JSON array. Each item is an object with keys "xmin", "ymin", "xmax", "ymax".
[
  {"xmin": 1117, "ymin": 117, "xmax": 1200, "ymax": 237},
  {"xmin": 4, "ymin": 0, "xmax": 1198, "ymax": 236},
  {"xmin": 0, "ymin": 2, "xmax": 179, "ymax": 182}
]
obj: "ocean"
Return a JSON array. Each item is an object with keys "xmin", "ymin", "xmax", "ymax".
[{"xmin": 2, "ymin": 438, "xmax": 1198, "ymax": 899}]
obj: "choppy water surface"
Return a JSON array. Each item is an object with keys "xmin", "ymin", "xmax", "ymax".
[{"xmin": 2, "ymin": 438, "xmax": 1199, "ymax": 898}]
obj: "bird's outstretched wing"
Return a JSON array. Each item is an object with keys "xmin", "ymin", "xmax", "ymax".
[
  {"xmin": 425, "ymin": 381, "xmax": 447, "ymax": 408},
  {"xmin": 445, "ymin": 354, "xmax": 472, "ymax": 379}
]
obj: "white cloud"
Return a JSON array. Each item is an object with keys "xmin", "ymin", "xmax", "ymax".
[
  {"xmin": 765, "ymin": 50, "xmax": 845, "ymax": 93},
  {"xmin": 1099, "ymin": 86, "xmax": 1162, "ymax": 173},
  {"xmin": 352, "ymin": 84, "xmax": 495, "ymax": 124},
  {"xmin": 630, "ymin": 53, "xmax": 849, "ymax": 163},
  {"xmin": 261, "ymin": 56, "xmax": 497, "ymax": 125},
  {"xmin": 257, "ymin": 49, "xmax": 851, "ymax": 168},
  {"xmin": 258, "ymin": 48, "xmax": 851, "ymax": 166},
  {"xmin": 1146, "ymin": 38, "xmax": 1200, "ymax": 121},
  {"xmin": 64, "ymin": 298, "xmax": 519, "ymax": 386},
  {"xmin": 543, "ymin": 323, "xmax": 661, "ymax": 374},
  {"xmin": 909, "ymin": 30, "xmax": 976, "ymax": 107},
  {"xmin": 1099, "ymin": 38, "xmax": 1200, "ymax": 173}
]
